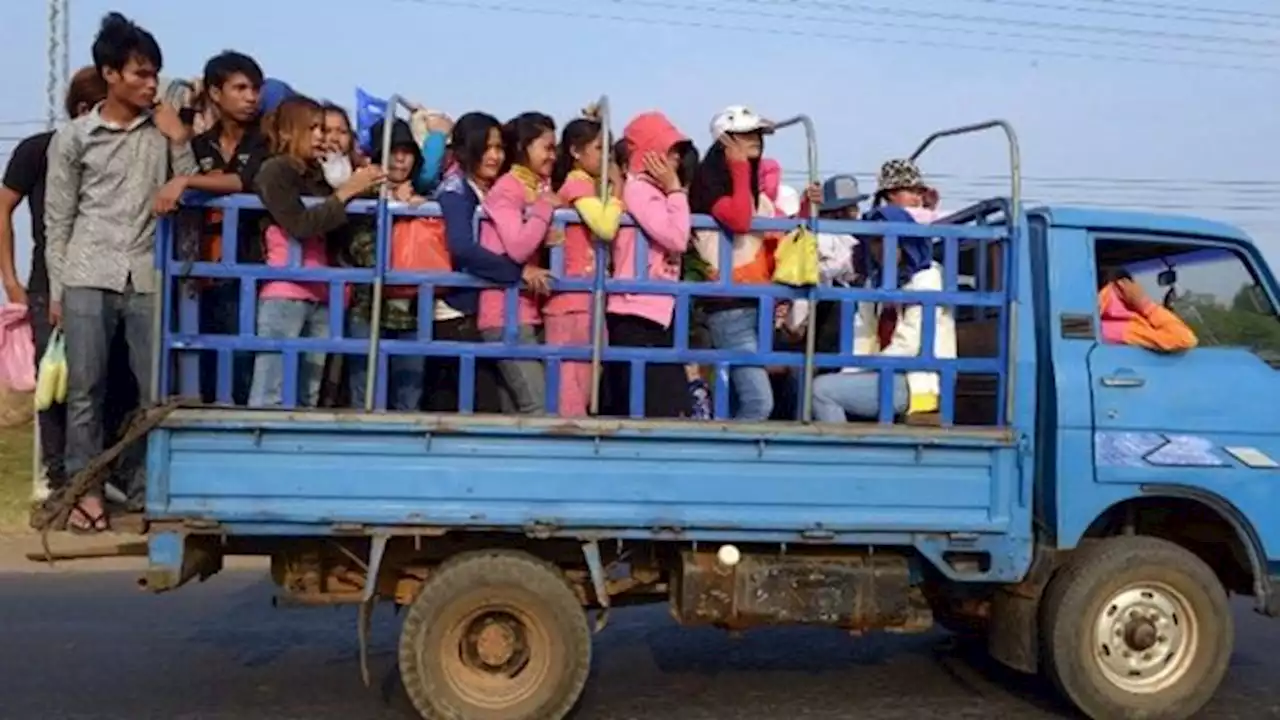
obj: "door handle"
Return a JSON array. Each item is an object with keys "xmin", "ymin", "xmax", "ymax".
[{"xmin": 1101, "ymin": 375, "xmax": 1145, "ymax": 388}]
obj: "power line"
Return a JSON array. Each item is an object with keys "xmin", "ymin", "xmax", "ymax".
[
  {"xmin": 399, "ymin": 0, "xmax": 1280, "ymax": 72},
  {"xmin": 618, "ymin": 0, "xmax": 1280, "ymax": 59},
  {"xmin": 729, "ymin": 0, "xmax": 1280, "ymax": 49},
  {"xmin": 938, "ymin": 0, "xmax": 1279, "ymax": 29},
  {"xmin": 1068, "ymin": 0, "xmax": 1280, "ymax": 23}
]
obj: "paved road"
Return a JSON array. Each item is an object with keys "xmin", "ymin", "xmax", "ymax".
[{"xmin": 3, "ymin": 553, "xmax": 1280, "ymax": 719}]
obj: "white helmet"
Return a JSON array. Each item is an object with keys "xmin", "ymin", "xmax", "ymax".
[{"xmin": 710, "ymin": 105, "xmax": 772, "ymax": 140}]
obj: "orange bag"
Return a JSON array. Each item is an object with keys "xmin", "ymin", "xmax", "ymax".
[{"xmin": 385, "ymin": 217, "xmax": 452, "ymax": 300}]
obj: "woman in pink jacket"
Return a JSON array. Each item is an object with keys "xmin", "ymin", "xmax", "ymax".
[
  {"xmin": 478, "ymin": 112, "xmax": 560, "ymax": 414},
  {"xmin": 604, "ymin": 112, "xmax": 697, "ymax": 418},
  {"xmin": 548, "ymin": 116, "xmax": 625, "ymax": 417}
]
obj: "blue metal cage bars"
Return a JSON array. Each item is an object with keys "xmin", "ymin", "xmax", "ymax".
[{"xmin": 157, "ymin": 194, "xmax": 1014, "ymax": 425}]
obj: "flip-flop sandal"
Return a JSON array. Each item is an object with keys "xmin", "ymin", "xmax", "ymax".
[{"xmin": 67, "ymin": 502, "xmax": 109, "ymax": 535}]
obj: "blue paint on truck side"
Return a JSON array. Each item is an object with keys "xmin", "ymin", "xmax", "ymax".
[{"xmin": 142, "ymin": 189, "xmax": 1280, "ymax": 615}]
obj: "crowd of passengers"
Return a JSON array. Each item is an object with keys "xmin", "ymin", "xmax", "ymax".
[{"xmin": 0, "ymin": 13, "xmax": 1198, "ymax": 532}]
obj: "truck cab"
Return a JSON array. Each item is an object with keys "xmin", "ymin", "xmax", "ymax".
[{"xmin": 49, "ymin": 118, "xmax": 1279, "ymax": 720}]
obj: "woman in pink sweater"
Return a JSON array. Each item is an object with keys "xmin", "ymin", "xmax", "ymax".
[
  {"xmin": 603, "ymin": 112, "xmax": 697, "ymax": 418},
  {"xmin": 548, "ymin": 116, "xmax": 624, "ymax": 417},
  {"xmin": 478, "ymin": 112, "xmax": 560, "ymax": 414}
]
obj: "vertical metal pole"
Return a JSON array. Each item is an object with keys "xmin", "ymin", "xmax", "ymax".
[
  {"xmin": 771, "ymin": 115, "xmax": 820, "ymax": 423},
  {"xmin": 60, "ymin": 0, "xmax": 70, "ymax": 95},
  {"xmin": 364, "ymin": 95, "xmax": 411, "ymax": 411},
  {"xmin": 587, "ymin": 95, "xmax": 611, "ymax": 417}
]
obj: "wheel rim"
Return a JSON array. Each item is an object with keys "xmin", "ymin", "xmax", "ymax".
[
  {"xmin": 439, "ymin": 602, "xmax": 552, "ymax": 710},
  {"xmin": 1092, "ymin": 582, "xmax": 1198, "ymax": 694}
]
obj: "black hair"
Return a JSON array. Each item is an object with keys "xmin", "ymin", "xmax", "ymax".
[
  {"xmin": 501, "ymin": 111, "xmax": 556, "ymax": 171},
  {"xmin": 612, "ymin": 139, "xmax": 631, "ymax": 174},
  {"xmin": 689, "ymin": 141, "xmax": 760, "ymax": 214},
  {"xmin": 1098, "ymin": 266, "xmax": 1134, "ymax": 290},
  {"xmin": 203, "ymin": 50, "xmax": 264, "ymax": 92},
  {"xmin": 551, "ymin": 118, "xmax": 603, "ymax": 191},
  {"xmin": 675, "ymin": 141, "xmax": 699, "ymax": 189},
  {"xmin": 92, "ymin": 13, "xmax": 162, "ymax": 76},
  {"xmin": 451, "ymin": 112, "xmax": 503, "ymax": 176}
]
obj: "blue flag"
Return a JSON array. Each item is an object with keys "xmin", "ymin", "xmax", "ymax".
[{"xmin": 355, "ymin": 88, "xmax": 388, "ymax": 154}]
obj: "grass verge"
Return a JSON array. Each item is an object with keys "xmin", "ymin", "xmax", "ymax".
[{"xmin": 0, "ymin": 422, "xmax": 34, "ymax": 531}]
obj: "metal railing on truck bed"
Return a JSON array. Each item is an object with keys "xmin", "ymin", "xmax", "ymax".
[{"xmin": 155, "ymin": 118, "xmax": 1022, "ymax": 428}]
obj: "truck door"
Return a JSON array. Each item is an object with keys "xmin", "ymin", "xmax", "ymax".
[{"xmin": 1087, "ymin": 233, "xmax": 1280, "ymax": 551}]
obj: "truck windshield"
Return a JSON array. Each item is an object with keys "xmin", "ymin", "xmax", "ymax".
[{"xmin": 1122, "ymin": 246, "xmax": 1280, "ymax": 358}]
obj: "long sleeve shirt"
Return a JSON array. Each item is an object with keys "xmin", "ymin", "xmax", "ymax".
[
  {"xmin": 434, "ymin": 172, "xmax": 523, "ymax": 317},
  {"xmin": 44, "ymin": 106, "xmax": 198, "ymax": 300}
]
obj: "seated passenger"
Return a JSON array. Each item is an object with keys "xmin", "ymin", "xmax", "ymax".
[
  {"xmin": 1098, "ymin": 269, "xmax": 1198, "ymax": 352},
  {"xmin": 547, "ymin": 114, "xmax": 625, "ymax": 417},
  {"xmin": 690, "ymin": 105, "xmax": 783, "ymax": 422},
  {"xmin": 782, "ymin": 174, "xmax": 871, "ymax": 379},
  {"xmin": 248, "ymin": 96, "xmax": 384, "ymax": 408},
  {"xmin": 874, "ymin": 158, "xmax": 928, "ymax": 211},
  {"xmin": 810, "ymin": 206, "xmax": 957, "ymax": 422},
  {"xmin": 604, "ymin": 111, "xmax": 696, "ymax": 419},
  {"xmin": 478, "ymin": 112, "xmax": 560, "ymax": 414},
  {"xmin": 434, "ymin": 113, "xmax": 545, "ymax": 413}
]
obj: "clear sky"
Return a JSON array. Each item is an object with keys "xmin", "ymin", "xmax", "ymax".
[{"xmin": 2, "ymin": 0, "xmax": 1278, "ymax": 293}]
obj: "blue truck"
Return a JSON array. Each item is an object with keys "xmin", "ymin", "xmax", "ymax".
[{"xmin": 62, "ymin": 119, "xmax": 1280, "ymax": 720}]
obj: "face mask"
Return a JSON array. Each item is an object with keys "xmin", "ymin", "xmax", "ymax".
[{"xmin": 320, "ymin": 152, "xmax": 353, "ymax": 188}]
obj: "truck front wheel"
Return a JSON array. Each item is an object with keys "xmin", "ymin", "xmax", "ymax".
[
  {"xmin": 1040, "ymin": 536, "xmax": 1232, "ymax": 720},
  {"xmin": 398, "ymin": 550, "xmax": 592, "ymax": 720}
]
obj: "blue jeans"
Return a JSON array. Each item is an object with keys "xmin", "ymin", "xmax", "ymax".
[
  {"xmin": 706, "ymin": 307, "xmax": 773, "ymax": 421},
  {"xmin": 248, "ymin": 298, "xmax": 328, "ymax": 408},
  {"xmin": 811, "ymin": 372, "xmax": 908, "ymax": 422},
  {"xmin": 347, "ymin": 317, "xmax": 425, "ymax": 411},
  {"xmin": 62, "ymin": 285, "xmax": 153, "ymax": 502}
]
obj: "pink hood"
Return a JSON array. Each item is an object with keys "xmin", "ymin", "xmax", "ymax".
[{"xmin": 622, "ymin": 112, "xmax": 687, "ymax": 174}]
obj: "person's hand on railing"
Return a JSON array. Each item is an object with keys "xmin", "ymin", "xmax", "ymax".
[
  {"xmin": 336, "ymin": 165, "xmax": 386, "ymax": 203},
  {"xmin": 521, "ymin": 266, "xmax": 553, "ymax": 296},
  {"xmin": 153, "ymin": 176, "xmax": 188, "ymax": 216},
  {"xmin": 643, "ymin": 152, "xmax": 682, "ymax": 194}
]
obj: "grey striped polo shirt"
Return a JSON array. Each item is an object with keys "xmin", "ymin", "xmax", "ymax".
[{"xmin": 43, "ymin": 104, "xmax": 197, "ymax": 300}]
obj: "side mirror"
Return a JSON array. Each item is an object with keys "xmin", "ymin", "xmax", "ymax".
[{"xmin": 1157, "ymin": 269, "xmax": 1178, "ymax": 287}]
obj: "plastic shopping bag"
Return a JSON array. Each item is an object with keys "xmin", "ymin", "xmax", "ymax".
[
  {"xmin": 34, "ymin": 329, "xmax": 66, "ymax": 411},
  {"xmin": 772, "ymin": 226, "xmax": 820, "ymax": 286},
  {"xmin": 0, "ymin": 304, "xmax": 35, "ymax": 393}
]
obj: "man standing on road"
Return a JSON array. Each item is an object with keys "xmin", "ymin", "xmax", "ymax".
[
  {"xmin": 44, "ymin": 12, "xmax": 197, "ymax": 531},
  {"xmin": 0, "ymin": 66, "xmax": 108, "ymax": 496}
]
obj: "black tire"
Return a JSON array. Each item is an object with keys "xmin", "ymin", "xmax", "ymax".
[
  {"xmin": 1040, "ymin": 536, "xmax": 1232, "ymax": 720},
  {"xmin": 398, "ymin": 550, "xmax": 592, "ymax": 720}
]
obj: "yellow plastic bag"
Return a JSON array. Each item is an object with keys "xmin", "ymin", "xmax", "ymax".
[
  {"xmin": 772, "ymin": 226, "xmax": 819, "ymax": 286},
  {"xmin": 34, "ymin": 329, "xmax": 66, "ymax": 411}
]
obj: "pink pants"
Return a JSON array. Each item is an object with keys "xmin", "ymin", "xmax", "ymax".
[{"xmin": 544, "ymin": 312, "xmax": 593, "ymax": 417}]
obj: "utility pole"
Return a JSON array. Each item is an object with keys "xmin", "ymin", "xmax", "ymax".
[{"xmin": 45, "ymin": 0, "xmax": 60, "ymax": 129}]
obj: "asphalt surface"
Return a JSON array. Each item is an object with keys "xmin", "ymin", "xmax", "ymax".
[{"xmin": 3, "ymin": 545, "xmax": 1280, "ymax": 720}]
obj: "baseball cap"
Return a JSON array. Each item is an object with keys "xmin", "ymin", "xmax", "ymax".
[
  {"xmin": 820, "ymin": 174, "xmax": 869, "ymax": 212},
  {"xmin": 710, "ymin": 105, "xmax": 773, "ymax": 140}
]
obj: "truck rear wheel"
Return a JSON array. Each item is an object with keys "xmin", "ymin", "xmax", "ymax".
[
  {"xmin": 1040, "ymin": 536, "xmax": 1232, "ymax": 720},
  {"xmin": 398, "ymin": 550, "xmax": 592, "ymax": 720}
]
